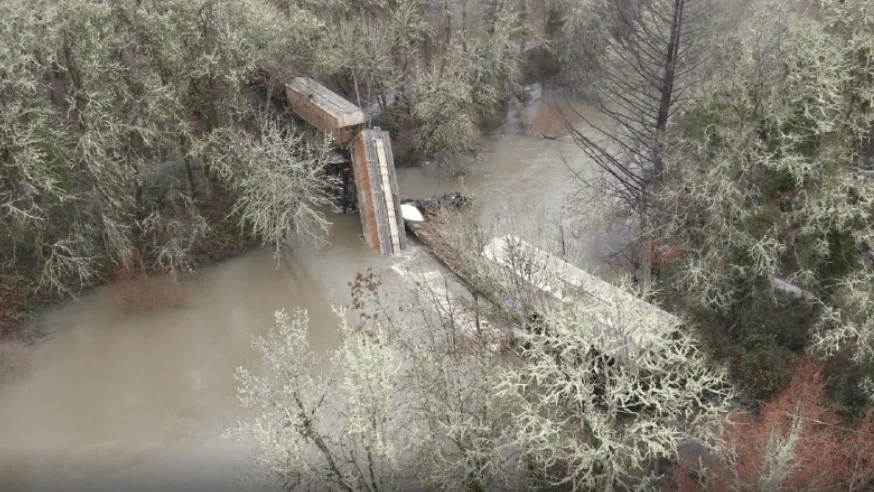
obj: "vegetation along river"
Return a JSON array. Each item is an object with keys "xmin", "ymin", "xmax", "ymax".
[{"xmin": 0, "ymin": 96, "xmax": 619, "ymax": 491}]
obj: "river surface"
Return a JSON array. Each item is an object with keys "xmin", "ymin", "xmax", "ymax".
[{"xmin": 0, "ymin": 95, "xmax": 620, "ymax": 490}]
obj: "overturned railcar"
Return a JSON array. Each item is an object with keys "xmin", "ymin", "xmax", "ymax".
[
  {"xmin": 482, "ymin": 235, "xmax": 681, "ymax": 360},
  {"xmin": 350, "ymin": 129, "xmax": 406, "ymax": 255},
  {"xmin": 284, "ymin": 77, "xmax": 365, "ymax": 146}
]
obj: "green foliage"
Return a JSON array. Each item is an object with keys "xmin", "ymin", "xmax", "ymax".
[
  {"xmin": 655, "ymin": 0, "xmax": 874, "ymax": 405},
  {"xmin": 817, "ymin": 230, "xmax": 857, "ymax": 284},
  {"xmin": 722, "ymin": 335, "xmax": 797, "ymax": 399},
  {"xmin": 761, "ymin": 167, "xmax": 797, "ymax": 200},
  {"xmin": 716, "ymin": 292, "xmax": 814, "ymax": 400},
  {"xmin": 823, "ymin": 350, "xmax": 874, "ymax": 419},
  {"xmin": 408, "ymin": 53, "xmax": 481, "ymax": 164},
  {"xmin": 311, "ymin": 0, "xmax": 527, "ymax": 167},
  {"xmin": 0, "ymin": 0, "xmax": 336, "ymax": 302}
]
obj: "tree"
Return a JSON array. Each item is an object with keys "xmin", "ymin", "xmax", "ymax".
[
  {"xmin": 228, "ymin": 270, "xmax": 512, "ymax": 491},
  {"xmin": 407, "ymin": 53, "xmax": 482, "ymax": 167},
  {"xmin": 228, "ymin": 307, "xmax": 405, "ymax": 491},
  {"xmin": 294, "ymin": 0, "xmax": 527, "ymax": 170},
  {"xmin": 498, "ymin": 296, "xmax": 733, "ymax": 490},
  {"xmin": 201, "ymin": 115, "xmax": 340, "ymax": 257},
  {"xmin": 668, "ymin": 359, "xmax": 874, "ymax": 491},
  {"xmin": 0, "ymin": 0, "xmax": 336, "ymax": 301},
  {"xmin": 563, "ymin": 0, "xmax": 713, "ymax": 213},
  {"xmin": 651, "ymin": 0, "xmax": 874, "ymax": 403},
  {"xmin": 231, "ymin": 215, "xmax": 734, "ymax": 490},
  {"xmin": 406, "ymin": 0, "xmax": 527, "ymax": 170},
  {"xmin": 553, "ymin": 0, "xmax": 716, "ymax": 298},
  {"xmin": 419, "ymin": 205, "xmax": 735, "ymax": 490}
]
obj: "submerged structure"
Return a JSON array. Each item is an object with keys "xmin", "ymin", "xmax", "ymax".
[
  {"xmin": 350, "ymin": 129, "xmax": 406, "ymax": 255},
  {"xmin": 284, "ymin": 77, "xmax": 406, "ymax": 255},
  {"xmin": 482, "ymin": 235, "xmax": 681, "ymax": 357}
]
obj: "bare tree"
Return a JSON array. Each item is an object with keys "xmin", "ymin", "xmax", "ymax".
[{"xmin": 562, "ymin": 0, "xmax": 713, "ymax": 211}]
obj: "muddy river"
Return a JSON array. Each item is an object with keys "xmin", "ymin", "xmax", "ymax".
[{"xmin": 0, "ymin": 96, "xmax": 618, "ymax": 490}]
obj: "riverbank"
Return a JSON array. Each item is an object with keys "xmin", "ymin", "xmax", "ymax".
[
  {"xmin": 0, "ymin": 192, "xmax": 261, "ymax": 343},
  {"xmin": 0, "ymin": 96, "xmax": 629, "ymax": 488},
  {"xmin": 0, "ymin": 89, "xmax": 600, "ymax": 407},
  {"xmin": 0, "ymin": 81, "xmax": 575, "ymax": 341}
]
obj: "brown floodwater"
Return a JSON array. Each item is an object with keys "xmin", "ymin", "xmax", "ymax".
[{"xmin": 0, "ymin": 94, "xmax": 619, "ymax": 490}]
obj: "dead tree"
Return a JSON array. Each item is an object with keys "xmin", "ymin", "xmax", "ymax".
[
  {"xmin": 564, "ymin": 0, "xmax": 712, "ymax": 212},
  {"xmin": 560, "ymin": 0, "xmax": 713, "ymax": 292}
]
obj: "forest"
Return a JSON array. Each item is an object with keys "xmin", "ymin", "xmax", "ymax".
[{"xmin": 1, "ymin": 0, "xmax": 873, "ymax": 490}]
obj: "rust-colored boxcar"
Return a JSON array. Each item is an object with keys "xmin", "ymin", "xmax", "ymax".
[
  {"xmin": 284, "ymin": 77, "xmax": 365, "ymax": 146},
  {"xmin": 350, "ymin": 129, "xmax": 406, "ymax": 255}
]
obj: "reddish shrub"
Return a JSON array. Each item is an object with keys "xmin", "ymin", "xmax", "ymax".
[
  {"xmin": 530, "ymin": 105, "xmax": 567, "ymax": 135},
  {"xmin": 0, "ymin": 280, "xmax": 25, "ymax": 336},
  {"xmin": 646, "ymin": 238, "xmax": 684, "ymax": 267},
  {"xmin": 667, "ymin": 358, "xmax": 874, "ymax": 491},
  {"xmin": 110, "ymin": 254, "xmax": 188, "ymax": 316}
]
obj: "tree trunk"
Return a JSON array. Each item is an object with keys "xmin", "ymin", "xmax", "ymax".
[{"xmin": 653, "ymin": 0, "xmax": 685, "ymax": 178}]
